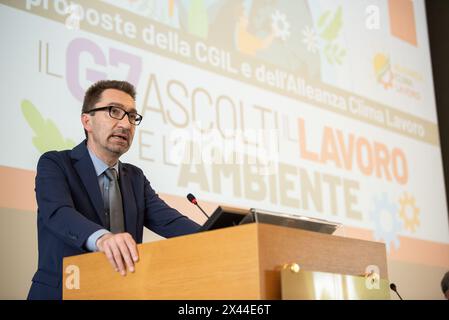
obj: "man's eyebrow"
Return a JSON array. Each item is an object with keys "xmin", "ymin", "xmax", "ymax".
[{"xmin": 108, "ymin": 102, "xmax": 137, "ymax": 113}]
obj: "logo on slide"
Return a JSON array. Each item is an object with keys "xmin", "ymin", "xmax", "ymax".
[
  {"xmin": 398, "ymin": 192, "xmax": 420, "ymax": 233},
  {"xmin": 373, "ymin": 53, "xmax": 393, "ymax": 89},
  {"xmin": 373, "ymin": 53, "xmax": 422, "ymax": 100},
  {"xmin": 370, "ymin": 192, "xmax": 402, "ymax": 253}
]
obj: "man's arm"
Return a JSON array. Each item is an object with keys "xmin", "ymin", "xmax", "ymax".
[
  {"xmin": 35, "ymin": 152, "xmax": 104, "ymax": 250},
  {"xmin": 143, "ymin": 177, "xmax": 201, "ymax": 237}
]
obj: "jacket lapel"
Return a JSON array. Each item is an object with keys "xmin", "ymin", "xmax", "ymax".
[
  {"xmin": 71, "ymin": 141, "xmax": 108, "ymax": 227},
  {"xmin": 119, "ymin": 163, "xmax": 138, "ymax": 239}
]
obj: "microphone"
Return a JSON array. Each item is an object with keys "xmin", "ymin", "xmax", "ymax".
[
  {"xmin": 389, "ymin": 283, "xmax": 403, "ymax": 300},
  {"xmin": 186, "ymin": 193, "xmax": 210, "ymax": 219}
]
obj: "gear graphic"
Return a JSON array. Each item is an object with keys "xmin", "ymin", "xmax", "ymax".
[
  {"xmin": 398, "ymin": 192, "xmax": 420, "ymax": 233},
  {"xmin": 370, "ymin": 193, "xmax": 402, "ymax": 253},
  {"xmin": 271, "ymin": 10, "xmax": 291, "ymax": 41}
]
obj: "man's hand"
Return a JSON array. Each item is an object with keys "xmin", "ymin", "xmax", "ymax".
[{"xmin": 96, "ymin": 233, "xmax": 139, "ymax": 276}]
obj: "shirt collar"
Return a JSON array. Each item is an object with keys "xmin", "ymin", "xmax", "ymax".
[{"xmin": 87, "ymin": 147, "xmax": 119, "ymax": 177}]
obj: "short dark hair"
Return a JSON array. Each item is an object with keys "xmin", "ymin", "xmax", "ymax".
[
  {"xmin": 82, "ymin": 80, "xmax": 136, "ymax": 113},
  {"xmin": 442, "ymin": 271, "xmax": 449, "ymax": 294},
  {"xmin": 82, "ymin": 80, "xmax": 136, "ymax": 138}
]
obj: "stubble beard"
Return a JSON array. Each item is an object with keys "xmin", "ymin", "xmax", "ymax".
[{"xmin": 105, "ymin": 135, "xmax": 132, "ymax": 157}]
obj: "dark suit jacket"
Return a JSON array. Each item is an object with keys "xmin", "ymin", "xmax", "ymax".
[{"xmin": 28, "ymin": 141, "xmax": 200, "ymax": 300}]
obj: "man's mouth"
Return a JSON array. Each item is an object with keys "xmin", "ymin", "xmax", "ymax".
[{"xmin": 110, "ymin": 134, "xmax": 128, "ymax": 142}]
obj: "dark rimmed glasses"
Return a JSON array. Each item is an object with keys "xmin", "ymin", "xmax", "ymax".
[{"xmin": 86, "ymin": 105, "xmax": 143, "ymax": 125}]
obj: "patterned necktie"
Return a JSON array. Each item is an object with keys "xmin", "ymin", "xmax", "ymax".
[{"xmin": 104, "ymin": 168, "xmax": 125, "ymax": 233}]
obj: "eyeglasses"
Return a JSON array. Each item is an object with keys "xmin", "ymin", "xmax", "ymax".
[{"xmin": 86, "ymin": 105, "xmax": 143, "ymax": 125}]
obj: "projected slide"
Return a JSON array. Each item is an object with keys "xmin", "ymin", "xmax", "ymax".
[{"xmin": 0, "ymin": 0, "xmax": 448, "ymax": 267}]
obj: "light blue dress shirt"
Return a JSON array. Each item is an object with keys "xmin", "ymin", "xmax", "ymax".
[{"xmin": 85, "ymin": 148, "xmax": 120, "ymax": 251}]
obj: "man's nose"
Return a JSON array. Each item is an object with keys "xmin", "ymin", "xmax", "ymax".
[{"xmin": 117, "ymin": 115, "xmax": 132, "ymax": 129}]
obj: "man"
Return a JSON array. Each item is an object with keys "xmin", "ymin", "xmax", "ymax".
[
  {"xmin": 442, "ymin": 271, "xmax": 449, "ymax": 299},
  {"xmin": 28, "ymin": 80, "xmax": 200, "ymax": 300}
]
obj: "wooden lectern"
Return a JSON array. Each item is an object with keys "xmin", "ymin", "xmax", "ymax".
[{"xmin": 63, "ymin": 223, "xmax": 388, "ymax": 299}]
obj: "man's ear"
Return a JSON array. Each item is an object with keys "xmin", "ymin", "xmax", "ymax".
[{"xmin": 81, "ymin": 113, "xmax": 91, "ymax": 132}]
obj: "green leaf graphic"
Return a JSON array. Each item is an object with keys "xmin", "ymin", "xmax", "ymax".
[
  {"xmin": 320, "ymin": 6, "xmax": 342, "ymax": 42},
  {"xmin": 21, "ymin": 99, "xmax": 76, "ymax": 154},
  {"xmin": 317, "ymin": 6, "xmax": 346, "ymax": 65},
  {"xmin": 317, "ymin": 10, "xmax": 330, "ymax": 28}
]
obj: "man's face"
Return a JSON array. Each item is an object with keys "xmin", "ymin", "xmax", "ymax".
[{"xmin": 82, "ymin": 89, "xmax": 136, "ymax": 158}]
